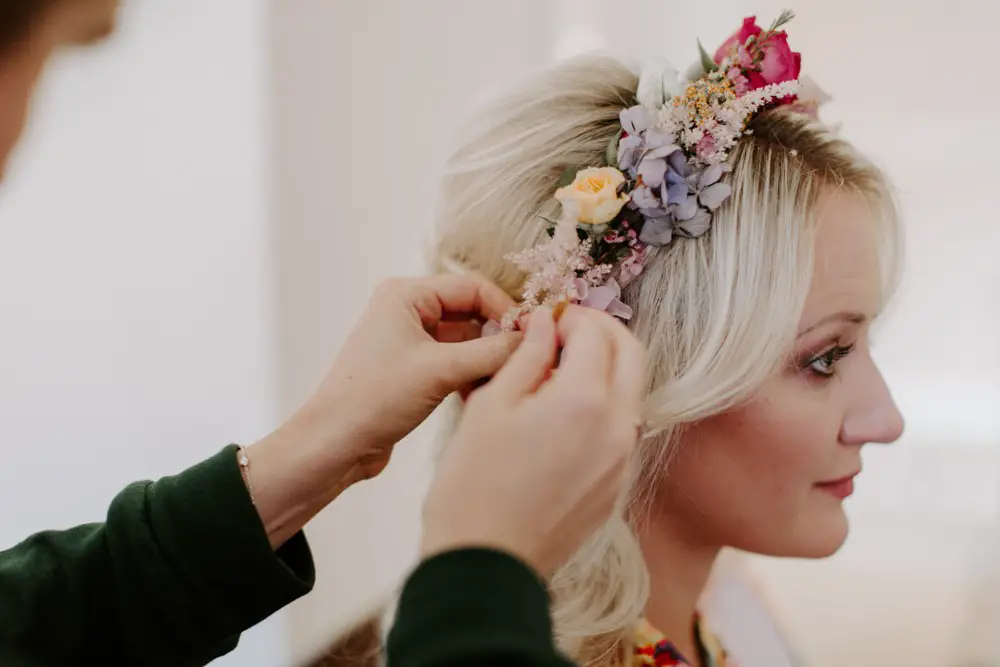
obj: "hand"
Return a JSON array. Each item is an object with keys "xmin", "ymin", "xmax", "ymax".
[
  {"xmin": 420, "ymin": 305, "xmax": 646, "ymax": 576},
  {"xmin": 274, "ymin": 274, "xmax": 520, "ymax": 480},
  {"xmin": 245, "ymin": 274, "xmax": 520, "ymax": 548}
]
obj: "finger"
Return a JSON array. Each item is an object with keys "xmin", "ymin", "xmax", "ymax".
[
  {"xmin": 434, "ymin": 330, "xmax": 523, "ymax": 391},
  {"xmin": 409, "ymin": 274, "xmax": 516, "ymax": 329},
  {"xmin": 488, "ymin": 308, "xmax": 557, "ymax": 399},
  {"xmin": 551, "ymin": 306, "xmax": 615, "ymax": 388},
  {"xmin": 610, "ymin": 328, "xmax": 646, "ymax": 419}
]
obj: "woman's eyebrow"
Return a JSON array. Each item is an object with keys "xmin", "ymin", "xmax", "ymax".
[{"xmin": 797, "ymin": 311, "xmax": 867, "ymax": 338}]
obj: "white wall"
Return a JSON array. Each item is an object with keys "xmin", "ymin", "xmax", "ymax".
[
  {"xmin": 268, "ymin": 2, "xmax": 552, "ymax": 661},
  {"xmin": 0, "ymin": 1, "xmax": 283, "ymax": 665}
]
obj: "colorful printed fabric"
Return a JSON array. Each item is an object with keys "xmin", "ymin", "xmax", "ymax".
[{"xmin": 634, "ymin": 616, "xmax": 731, "ymax": 667}]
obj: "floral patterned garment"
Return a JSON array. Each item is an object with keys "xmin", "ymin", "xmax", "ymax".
[{"xmin": 634, "ymin": 615, "xmax": 731, "ymax": 667}]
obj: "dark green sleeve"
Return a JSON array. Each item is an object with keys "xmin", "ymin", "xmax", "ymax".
[
  {"xmin": 387, "ymin": 549, "xmax": 576, "ymax": 667},
  {"xmin": 0, "ymin": 445, "xmax": 315, "ymax": 667}
]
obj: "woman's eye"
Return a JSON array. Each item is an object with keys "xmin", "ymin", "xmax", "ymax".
[{"xmin": 805, "ymin": 345, "xmax": 855, "ymax": 378}]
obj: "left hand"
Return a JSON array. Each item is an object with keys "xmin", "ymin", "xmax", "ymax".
[
  {"xmin": 421, "ymin": 305, "xmax": 645, "ymax": 576},
  {"xmin": 285, "ymin": 274, "xmax": 521, "ymax": 481}
]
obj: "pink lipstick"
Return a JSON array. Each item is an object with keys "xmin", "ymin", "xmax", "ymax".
[{"xmin": 815, "ymin": 472, "xmax": 859, "ymax": 499}]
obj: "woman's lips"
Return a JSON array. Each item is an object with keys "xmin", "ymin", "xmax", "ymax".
[{"xmin": 815, "ymin": 471, "xmax": 860, "ymax": 499}]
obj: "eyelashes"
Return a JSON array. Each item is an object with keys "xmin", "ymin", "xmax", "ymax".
[{"xmin": 801, "ymin": 344, "xmax": 855, "ymax": 379}]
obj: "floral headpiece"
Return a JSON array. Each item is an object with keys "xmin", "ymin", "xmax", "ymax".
[{"xmin": 496, "ymin": 11, "xmax": 823, "ymax": 332}]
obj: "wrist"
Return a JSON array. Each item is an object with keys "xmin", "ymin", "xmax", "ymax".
[
  {"xmin": 255, "ymin": 406, "xmax": 369, "ymax": 493},
  {"xmin": 243, "ymin": 408, "xmax": 374, "ymax": 548}
]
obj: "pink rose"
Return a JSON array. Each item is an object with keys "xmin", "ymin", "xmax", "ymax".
[
  {"xmin": 713, "ymin": 16, "xmax": 762, "ymax": 64},
  {"xmin": 757, "ymin": 31, "xmax": 801, "ymax": 85},
  {"xmin": 714, "ymin": 16, "xmax": 802, "ymax": 91}
]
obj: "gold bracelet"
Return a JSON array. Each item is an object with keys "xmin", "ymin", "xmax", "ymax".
[{"xmin": 237, "ymin": 445, "xmax": 255, "ymax": 506}]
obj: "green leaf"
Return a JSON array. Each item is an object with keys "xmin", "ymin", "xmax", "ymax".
[
  {"xmin": 556, "ymin": 166, "xmax": 579, "ymax": 188},
  {"xmin": 698, "ymin": 40, "xmax": 719, "ymax": 73},
  {"xmin": 606, "ymin": 129, "xmax": 623, "ymax": 167}
]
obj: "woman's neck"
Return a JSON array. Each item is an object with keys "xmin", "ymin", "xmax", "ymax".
[{"xmin": 635, "ymin": 509, "xmax": 720, "ymax": 666}]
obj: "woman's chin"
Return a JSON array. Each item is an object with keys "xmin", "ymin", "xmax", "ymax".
[
  {"xmin": 795, "ymin": 508, "xmax": 850, "ymax": 558},
  {"xmin": 743, "ymin": 508, "xmax": 851, "ymax": 559}
]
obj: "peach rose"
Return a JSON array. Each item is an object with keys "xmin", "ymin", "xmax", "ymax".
[{"xmin": 554, "ymin": 167, "xmax": 630, "ymax": 225}]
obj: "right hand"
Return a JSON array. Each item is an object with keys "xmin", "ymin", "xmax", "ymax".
[{"xmin": 421, "ymin": 305, "xmax": 646, "ymax": 576}]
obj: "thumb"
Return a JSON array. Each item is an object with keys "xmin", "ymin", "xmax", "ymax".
[
  {"xmin": 435, "ymin": 330, "xmax": 522, "ymax": 391},
  {"xmin": 488, "ymin": 308, "xmax": 558, "ymax": 399}
]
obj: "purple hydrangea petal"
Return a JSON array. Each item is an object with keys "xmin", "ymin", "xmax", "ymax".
[
  {"xmin": 618, "ymin": 262, "xmax": 643, "ymax": 287},
  {"xmin": 617, "ymin": 135, "xmax": 644, "ymax": 172},
  {"xmin": 673, "ymin": 194, "xmax": 700, "ymax": 221},
  {"xmin": 581, "ymin": 284, "xmax": 633, "ymax": 321},
  {"xmin": 664, "ymin": 173, "xmax": 689, "ymax": 204},
  {"xmin": 637, "ymin": 157, "xmax": 666, "ymax": 188},
  {"xmin": 643, "ymin": 131, "xmax": 676, "ymax": 151},
  {"xmin": 631, "ymin": 185, "xmax": 663, "ymax": 213},
  {"xmin": 699, "ymin": 163, "xmax": 726, "ymax": 188},
  {"xmin": 644, "ymin": 142, "xmax": 681, "ymax": 161},
  {"xmin": 581, "ymin": 285, "xmax": 616, "ymax": 311},
  {"xmin": 699, "ymin": 182, "xmax": 733, "ymax": 210},
  {"xmin": 619, "ymin": 105, "xmax": 651, "ymax": 135},
  {"xmin": 639, "ymin": 217, "xmax": 674, "ymax": 246},
  {"xmin": 674, "ymin": 209, "xmax": 712, "ymax": 237},
  {"xmin": 606, "ymin": 298, "xmax": 633, "ymax": 320},
  {"xmin": 666, "ymin": 168, "xmax": 687, "ymax": 186},
  {"xmin": 667, "ymin": 150, "xmax": 690, "ymax": 177},
  {"xmin": 606, "ymin": 277, "xmax": 623, "ymax": 298}
]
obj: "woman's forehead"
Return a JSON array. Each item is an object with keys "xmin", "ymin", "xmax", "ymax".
[{"xmin": 800, "ymin": 190, "xmax": 882, "ymax": 330}]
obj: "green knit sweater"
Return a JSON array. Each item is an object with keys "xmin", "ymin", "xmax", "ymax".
[{"xmin": 0, "ymin": 446, "xmax": 572, "ymax": 667}]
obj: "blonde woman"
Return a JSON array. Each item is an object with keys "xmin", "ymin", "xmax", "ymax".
[
  {"xmin": 394, "ymin": 12, "xmax": 904, "ymax": 667},
  {"xmin": 0, "ymin": 1, "xmax": 648, "ymax": 665}
]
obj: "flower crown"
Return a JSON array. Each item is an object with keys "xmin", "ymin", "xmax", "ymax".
[{"xmin": 496, "ymin": 11, "xmax": 825, "ymax": 332}]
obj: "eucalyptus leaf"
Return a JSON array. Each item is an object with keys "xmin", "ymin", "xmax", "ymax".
[
  {"xmin": 606, "ymin": 129, "xmax": 623, "ymax": 167},
  {"xmin": 697, "ymin": 40, "xmax": 719, "ymax": 73},
  {"xmin": 767, "ymin": 9, "xmax": 795, "ymax": 33},
  {"xmin": 586, "ymin": 223, "xmax": 609, "ymax": 236}
]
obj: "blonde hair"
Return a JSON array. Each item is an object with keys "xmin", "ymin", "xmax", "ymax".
[{"xmin": 429, "ymin": 53, "xmax": 900, "ymax": 666}]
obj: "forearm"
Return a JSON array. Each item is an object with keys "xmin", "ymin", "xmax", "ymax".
[{"xmin": 0, "ymin": 447, "xmax": 315, "ymax": 665}]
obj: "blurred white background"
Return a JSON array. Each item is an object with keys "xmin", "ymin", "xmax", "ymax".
[{"xmin": 0, "ymin": 1, "xmax": 997, "ymax": 666}]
